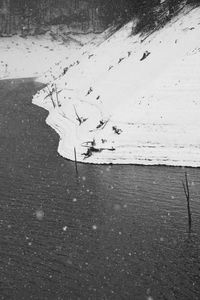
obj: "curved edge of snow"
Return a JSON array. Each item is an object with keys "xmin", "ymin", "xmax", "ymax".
[{"xmin": 33, "ymin": 94, "xmax": 200, "ymax": 168}]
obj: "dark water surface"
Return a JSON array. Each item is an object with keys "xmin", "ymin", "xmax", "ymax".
[{"xmin": 0, "ymin": 79, "xmax": 200, "ymax": 300}]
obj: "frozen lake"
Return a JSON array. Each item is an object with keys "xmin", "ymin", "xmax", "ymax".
[{"xmin": 0, "ymin": 79, "xmax": 200, "ymax": 299}]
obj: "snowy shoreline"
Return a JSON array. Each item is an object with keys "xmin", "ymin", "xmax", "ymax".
[
  {"xmin": 32, "ymin": 6, "xmax": 200, "ymax": 167},
  {"xmin": 1, "ymin": 6, "xmax": 200, "ymax": 167},
  {"xmin": 33, "ymin": 100, "xmax": 200, "ymax": 167}
]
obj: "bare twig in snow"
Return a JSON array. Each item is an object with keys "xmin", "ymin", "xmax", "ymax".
[
  {"xmin": 46, "ymin": 86, "xmax": 55, "ymax": 108},
  {"xmin": 73, "ymin": 105, "xmax": 87, "ymax": 125},
  {"xmin": 54, "ymin": 84, "xmax": 61, "ymax": 107}
]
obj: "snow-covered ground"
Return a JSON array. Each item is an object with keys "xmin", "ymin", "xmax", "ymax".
[
  {"xmin": 32, "ymin": 5, "xmax": 200, "ymax": 167},
  {"xmin": 2, "ymin": 5, "xmax": 200, "ymax": 167},
  {"xmin": 0, "ymin": 28, "xmax": 97, "ymax": 81}
]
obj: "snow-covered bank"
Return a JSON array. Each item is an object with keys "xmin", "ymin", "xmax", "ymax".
[
  {"xmin": 33, "ymin": 5, "xmax": 200, "ymax": 167},
  {"xmin": 0, "ymin": 29, "xmax": 97, "ymax": 81}
]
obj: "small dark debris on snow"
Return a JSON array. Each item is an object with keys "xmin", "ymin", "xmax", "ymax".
[
  {"xmin": 108, "ymin": 65, "xmax": 113, "ymax": 71},
  {"xmin": 140, "ymin": 50, "xmax": 150, "ymax": 61},
  {"xmin": 91, "ymin": 139, "xmax": 96, "ymax": 147},
  {"xmin": 112, "ymin": 126, "xmax": 122, "ymax": 135},
  {"xmin": 88, "ymin": 54, "xmax": 94, "ymax": 59},
  {"xmin": 63, "ymin": 67, "xmax": 68, "ymax": 74},
  {"xmin": 86, "ymin": 87, "xmax": 93, "ymax": 96},
  {"xmin": 82, "ymin": 148, "xmax": 92, "ymax": 158},
  {"xmin": 82, "ymin": 146, "xmax": 102, "ymax": 159},
  {"xmin": 69, "ymin": 63, "xmax": 75, "ymax": 68},
  {"xmin": 128, "ymin": 51, "xmax": 132, "ymax": 57},
  {"xmin": 96, "ymin": 95, "xmax": 100, "ymax": 100},
  {"xmin": 118, "ymin": 57, "xmax": 125, "ymax": 64},
  {"xmin": 101, "ymin": 139, "xmax": 107, "ymax": 143},
  {"xmin": 96, "ymin": 120, "xmax": 105, "ymax": 129},
  {"xmin": 74, "ymin": 105, "xmax": 87, "ymax": 125},
  {"xmin": 79, "ymin": 117, "xmax": 88, "ymax": 125}
]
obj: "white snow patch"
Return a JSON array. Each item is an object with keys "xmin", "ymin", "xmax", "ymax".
[{"xmin": 0, "ymin": 31, "xmax": 96, "ymax": 82}]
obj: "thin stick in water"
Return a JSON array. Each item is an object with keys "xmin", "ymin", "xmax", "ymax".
[
  {"xmin": 74, "ymin": 147, "xmax": 78, "ymax": 175},
  {"xmin": 182, "ymin": 172, "xmax": 192, "ymax": 232}
]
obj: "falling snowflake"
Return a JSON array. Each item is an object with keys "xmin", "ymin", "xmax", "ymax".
[
  {"xmin": 35, "ymin": 210, "xmax": 44, "ymax": 221},
  {"xmin": 106, "ymin": 166, "xmax": 111, "ymax": 172},
  {"xmin": 92, "ymin": 225, "xmax": 97, "ymax": 230}
]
